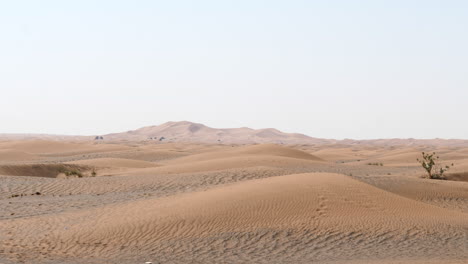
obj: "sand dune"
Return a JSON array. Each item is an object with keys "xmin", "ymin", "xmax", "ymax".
[
  {"xmin": 104, "ymin": 121, "xmax": 334, "ymax": 144},
  {"xmin": 1, "ymin": 173, "xmax": 467, "ymax": 264},
  {"xmin": 447, "ymin": 172, "xmax": 468, "ymax": 182},
  {"xmin": 0, "ymin": 140, "xmax": 130, "ymax": 156},
  {"xmin": 356, "ymin": 150, "xmax": 422, "ymax": 166},
  {"xmin": 162, "ymin": 143, "xmax": 322, "ymax": 164},
  {"xmin": 3, "ymin": 121, "xmax": 468, "ymax": 148},
  {"xmin": 0, "ymin": 164, "xmax": 90, "ymax": 178},
  {"xmin": 0, "ymin": 140, "xmax": 92, "ymax": 153},
  {"xmin": 0, "ymin": 140, "xmax": 467, "ymax": 264},
  {"xmin": 0, "ymin": 149, "xmax": 39, "ymax": 162},
  {"xmin": 69, "ymin": 158, "xmax": 159, "ymax": 168},
  {"xmin": 121, "ymin": 144, "xmax": 323, "ymax": 175},
  {"xmin": 100, "ymin": 121, "xmax": 468, "ymax": 147},
  {"xmin": 124, "ymin": 155, "xmax": 321, "ymax": 175},
  {"xmin": 311, "ymin": 147, "xmax": 367, "ymax": 161},
  {"xmin": 235, "ymin": 143, "xmax": 322, "ymax": 160},
  {"xmin": 61, "ymin": 173, "xmax": 468, "ymax": 239},
  {"xmin": 109, "ymin": 149, "xmax": 189, "ymax": 162}
]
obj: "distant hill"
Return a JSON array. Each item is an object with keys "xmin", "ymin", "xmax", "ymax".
[
  {"xmin": 103, "ymin": 121, "xmax": 333, "ymax": 144},
  {"xmin": 2, "ymin": 121, "xmax": 468, "ymax": 147}
]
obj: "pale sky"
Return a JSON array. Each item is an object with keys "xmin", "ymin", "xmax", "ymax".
[{"xmin": 1, "ymin": 1, "xmax": 467, "ymax": 139}]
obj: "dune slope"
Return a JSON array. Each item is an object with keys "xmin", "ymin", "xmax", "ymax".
[
  {"xmin": 1, "ymin": 173, "xmax": 467, "ymax": 264},
  {"xmin": 68, "ymin": 158, "xmax": 159, "ymax": 168}
]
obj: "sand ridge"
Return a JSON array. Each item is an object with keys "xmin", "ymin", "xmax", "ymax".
[{"xmin": 67, "ymin": 158, "xmax": 159, "ymax": 168}]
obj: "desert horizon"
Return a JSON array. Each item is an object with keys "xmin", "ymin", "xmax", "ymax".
[{"xmin": 2, "ymin": 121, "xmax": 468, "ymax": 146}]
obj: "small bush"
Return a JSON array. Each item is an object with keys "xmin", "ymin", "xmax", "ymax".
[
  {"xmin": 417, "ymin": 152, "xmax": 454, "ymax": 180},
  {"xmin": 65, "ymin": 169, "xmax": 83, "ymax": 177},
  {"xmin": 58, "ymin": 166, "xmax": 83, "ymax": 178}
]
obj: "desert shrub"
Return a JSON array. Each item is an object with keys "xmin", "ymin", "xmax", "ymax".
[
  {"xmin": 65, "ymin": 169, "xmax": 83, "ymax": 177},
  {"xmin": 366, "ymin": 162, "xmax": 383, "ymax": 166},
  {"xmin": 417, "ymin": 152, "xmax": 453, "ymax": 180},
  {"xmin": 58, "ymin": 166, "xmax": 83, "ymax": 178}
]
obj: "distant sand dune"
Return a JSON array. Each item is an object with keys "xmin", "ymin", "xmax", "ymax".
[
  {"xmin": 0, "ymin": 164, "xmax": 90, "ymax": 178},
  {"xmin": 68, "ymin": 158, "xmax": 159, "ymax": 168},
  {"xmin": 163, "ymin": 143, "xmax": 322, "ymax": 164},
  {"xmin": 119, "ymin": 144, "xmax": 324, "ymax": 175},
  {"xmin": 0, "ymin": 149, "xmax": 39, "ymax": 161},
  {"xmin": 3, "ymin": 121, "xmax": 468, "ymax": 147},
  {"xmin": 0, "ymin": 140, "xmax": 129, "ymax": 156}
]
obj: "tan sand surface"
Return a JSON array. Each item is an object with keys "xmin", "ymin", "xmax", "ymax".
[
  {"xmin": 68, "ymin": 158, "xmax": 159, "ymax": 168},
  {"xmin": 0, "ymin": 149, "xmax": 40, "ymax": 162},
  {"xmin": 0, "ymin": 139, "xmax": 467, "ymax": 264}
]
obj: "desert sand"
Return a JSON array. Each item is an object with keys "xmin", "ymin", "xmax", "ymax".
[{"xmin": 0, "ymin": 125, "xmax": 467, "ymax": 264}]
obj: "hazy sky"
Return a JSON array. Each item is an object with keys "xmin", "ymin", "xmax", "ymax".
[{"xmin": 1, "ymin": 1, "xmax": 467, "ymax": 139}]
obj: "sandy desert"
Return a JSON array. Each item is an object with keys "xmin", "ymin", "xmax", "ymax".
[
  {"xmin": 3, "ymin": 0, "xmax": 467, "ymax": 263},
  {"xmin": 0, "ymin": 122, "xmax": 467, "ymax": 264}
]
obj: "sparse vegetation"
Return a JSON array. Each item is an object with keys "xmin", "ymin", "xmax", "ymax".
[
  {"xmin": 66, "ymin": 169, "xmax": 83, "ymax": 177},
  {"xmin": 367, "ymin": 162, "xmax": 383, "ymax": 166},
  {"xmin": 9, "ymin": 192, "xmax": 42, "ymax": 199},
  {"xmin": 417, "ymin": 152, "xmax": 454, "ymax": 180},
  {"xmin": 58, "ymin": 166, "xmax": 83, "ymax": 178}
]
